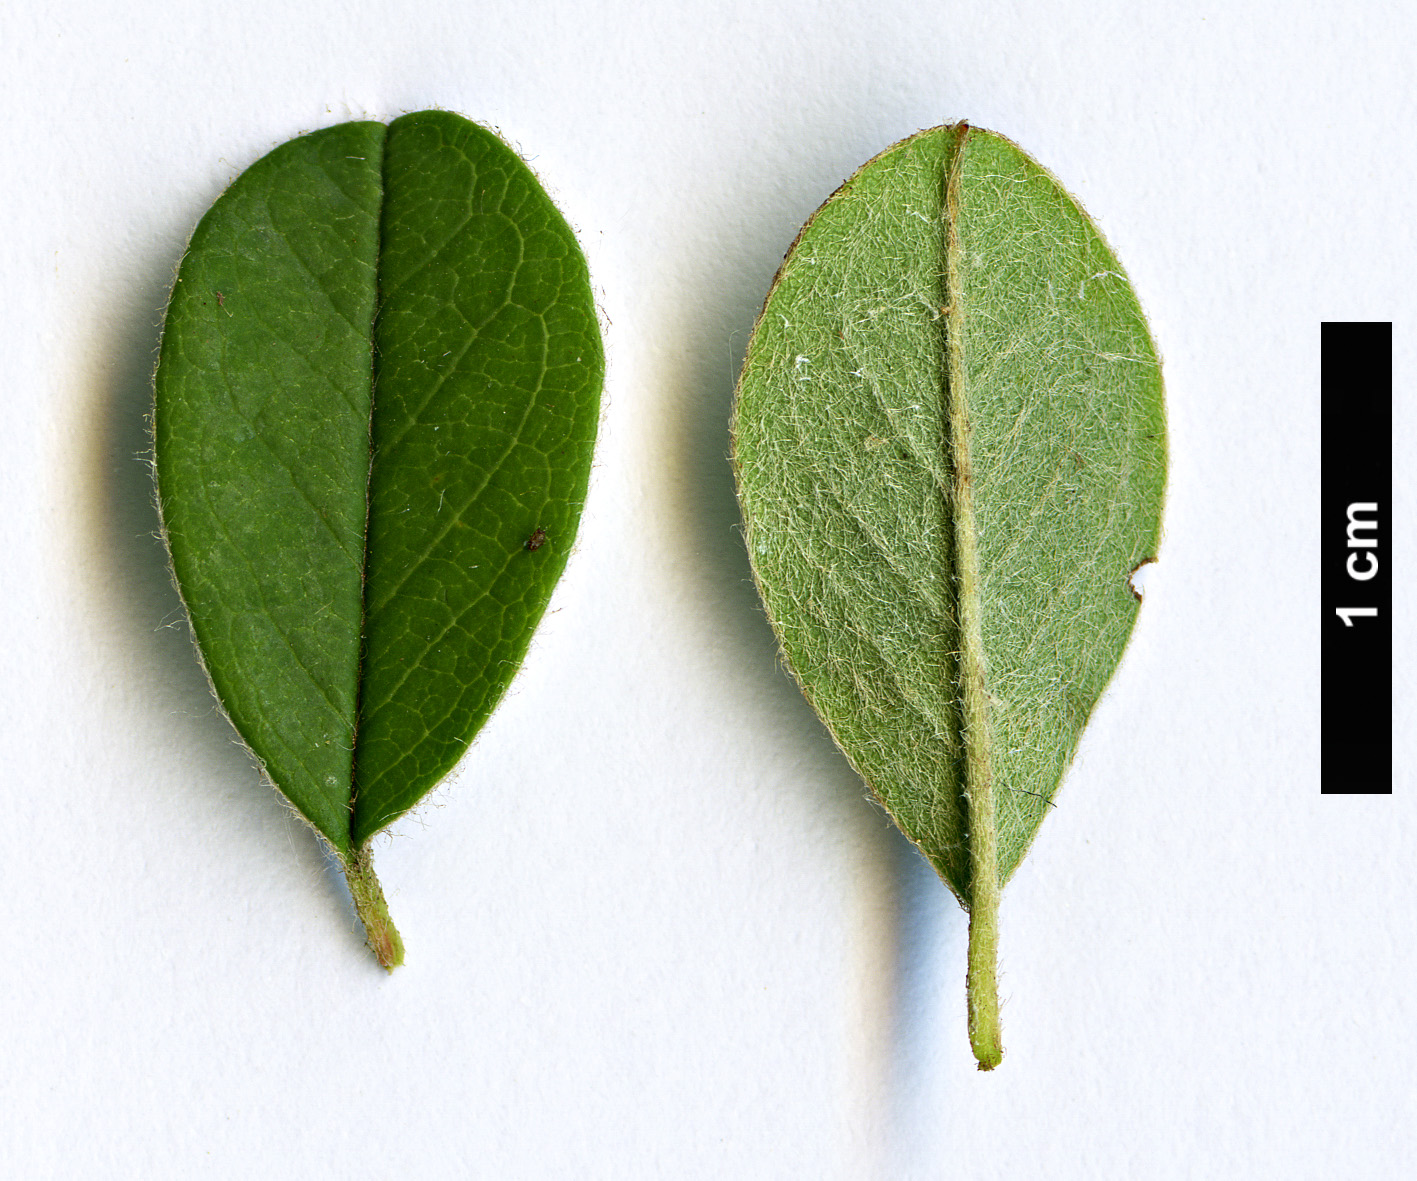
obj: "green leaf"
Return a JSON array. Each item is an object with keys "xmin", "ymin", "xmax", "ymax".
[
  {"xmin": 154, "ymin": 111, "xmax": 603, "ymax": 968},
  {"xmin": 732, "ymin": 124, "xmax": 1166, "ymax": 1067}
]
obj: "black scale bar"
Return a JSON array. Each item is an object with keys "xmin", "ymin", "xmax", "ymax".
[{"xmin": 1321, "ymin": 322, "xmax": 1391, "ymax": 794}]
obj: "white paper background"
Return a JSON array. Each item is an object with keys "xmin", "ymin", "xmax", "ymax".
[{"xmin": 2, "ymin": 1, "xmax": 1412, "ymax": 1176}]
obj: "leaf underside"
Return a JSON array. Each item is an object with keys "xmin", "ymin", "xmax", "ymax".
[
  {"xmin": 155, "ymin": 112, "xmax": 603, "ymax": 858},
  {"xmin": 733, "ymin": 126, "xmax": 1166, "ymax": 902}
]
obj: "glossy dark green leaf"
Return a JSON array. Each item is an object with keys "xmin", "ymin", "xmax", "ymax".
[
  {"xmin": 732, "ymin": 125, "xmax": 1166, "ymax": 1066},
  {"xmin": 155, "ymin": 111, "xmax": 602, "ymax": 967}
]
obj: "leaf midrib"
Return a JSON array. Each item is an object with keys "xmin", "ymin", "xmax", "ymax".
[{"xmin": 344, "ymin": 122, "xmax": 390, "ymax": 859}]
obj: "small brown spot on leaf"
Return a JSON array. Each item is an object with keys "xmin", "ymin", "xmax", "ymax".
[{"xmin": 525, "ymin": 526, "xmax": 547, "ymax": 552}]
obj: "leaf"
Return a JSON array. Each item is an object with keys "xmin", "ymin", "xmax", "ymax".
[
  {"xmin": 732, "ymin": 124, "xmax": 1166, "ymax": 1067},
  {"xmin": 154, "ymin": 111, "xmax": 603, "ymax": 968}
]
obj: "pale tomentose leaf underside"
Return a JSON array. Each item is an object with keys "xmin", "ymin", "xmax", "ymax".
[{"xmin": 733, "ymin": 125, "xmax": 1165, "ymax": 902}]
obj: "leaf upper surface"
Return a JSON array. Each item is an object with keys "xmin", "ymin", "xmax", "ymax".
[
  {"xmin": 353, "ymin": 113, "xmax": 603, "ymax": 844},
  {"xmin": 155, "ymin": 112, "xmax": 602, "ymax": 859},
  {"xmin": 733, "ymin": 126, "xmax": 1165, "ymax": 900}
]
